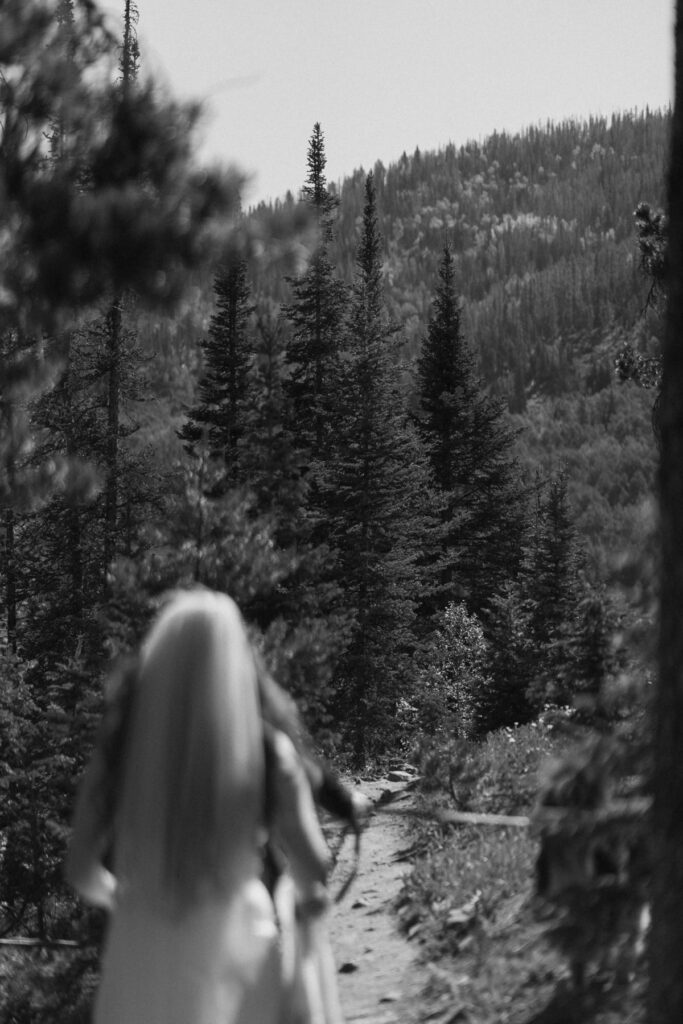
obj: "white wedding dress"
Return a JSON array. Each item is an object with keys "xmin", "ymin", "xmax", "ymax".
[
  {"xmin": 94, "ymin": 868, "xmax": 280, "ymax": 1024},
  {"xmin": 91, "ymin": 729, "xmax": 336, "ymax": 1024}
]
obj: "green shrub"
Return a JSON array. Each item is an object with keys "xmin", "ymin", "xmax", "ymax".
[
  {"xmin": 414, "ymin": 603, "xmax": 490, "ymax": 741},
  {"xmin": 413, "ymin": 714, "xmax": 568, "ymax": 815},
  {"xmin": 467, "ymin": 718, "xmax": 568, "ymax": 815}
]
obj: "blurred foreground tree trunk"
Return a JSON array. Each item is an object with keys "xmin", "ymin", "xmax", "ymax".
[{"xmin": 651, "ymin": 2, "xmax": 683, "ymax": 1020}]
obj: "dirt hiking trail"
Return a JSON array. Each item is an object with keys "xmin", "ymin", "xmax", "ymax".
[{"xmin": 326, "ymin": 774, "xmax": 430, "ymax": 1024}]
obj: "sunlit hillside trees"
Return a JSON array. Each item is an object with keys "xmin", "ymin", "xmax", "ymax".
[{"xmin": 259, "ymin": 110, "xmax": 669, "ymax": 405}]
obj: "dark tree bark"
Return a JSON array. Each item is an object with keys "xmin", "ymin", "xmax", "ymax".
[
  {"xmin": 4, "ymin": 505, "xmax": 16, "ymax": 652},
  {"xmin": 103, "ymin": 3, "xmax": 137, "ymax": 584},
  {"xmin": 651, "ymin": 4, "xmax": 683, "ymax": 1020},
  {"xmin": 103, "ymin": 297, "xmax": 121, "ymax": 584}
]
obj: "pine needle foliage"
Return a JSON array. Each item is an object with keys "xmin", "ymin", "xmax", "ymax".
[
  {"xmin": 178, "ymin": 258, "xmax": 254, "ymax": 479},
  {"xmin": 325, "ymin": 173, "xmax": 440, "ymax": 761},
  {"xmin": 417, "ymin": 246, "xmax": 528, "ymax": 616},
  {"xmin": 283, "ymin": 123, "xmax": 349, "ymax": 460}
]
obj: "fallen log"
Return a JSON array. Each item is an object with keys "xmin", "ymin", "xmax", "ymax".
[
  {"xmin": 435, "ymin": 809, "xmax": 531, "ymax": 828},
  {"xmin": 373, "ymin": 795, "xmax": 651, "ymax": 831},
  {"xmin": 373, "ymin": 804, "xmax": 531, "ymax": 827},
  {"xmin": 0, "ymin": 938, "xmax": 80, "ymax": 950}
]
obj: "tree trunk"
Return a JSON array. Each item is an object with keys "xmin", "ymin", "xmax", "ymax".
[
  {"xmin": 64, "ymin": 345, "xmax": 83, "ymax": 619},
  {"xmin": 68, "ymin": 503, "xmax": 83, "ymax": 619},
  {"xmin": 651, "ymin": 4, "xmax": 683, "ymax": 1020},
  {"xmin": 4, "ymin": 505, "xmax": 16, "ymax": 652},
  {"xmin": 103, "ymin": 297, "xmax": 121, "ymax": 586}
]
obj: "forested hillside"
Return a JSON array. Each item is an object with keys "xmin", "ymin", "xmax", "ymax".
[
  {"xmin": 152, "ymin": 110, "xmax": 664, "ymax": 579},
  {"xmin": 255, "ymin": 109, "xmax": 668, "ymax": 400},
  {"xmin": 142, "ymin": 109, "xmax": 668, "ymax": 408},
  {"xmin": 112, "ymin": 111, "xmax": 664, "ymax": 605},
  {"xmin": 108, "ymin": 111, "xmax": 664, "ymax": 742}
]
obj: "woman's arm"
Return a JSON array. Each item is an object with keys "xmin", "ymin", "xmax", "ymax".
[
  {"xmin": 269, "ymin": 729, "xmax": 331, "ymax": 897},
  {"xmin": 65, "ymin": 748, "xmax": 117, "ymax": 911}
]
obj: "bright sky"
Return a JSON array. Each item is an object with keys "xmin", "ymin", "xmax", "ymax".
[{"xmin": 102, "ymin": 0, "xmax": 674, "ymax": 208}]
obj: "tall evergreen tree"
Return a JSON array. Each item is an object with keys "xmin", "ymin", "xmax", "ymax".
[
  {"xmin": 25, "ymin": 308, "xmax": 155, "ymax": 664},
  {"xmin": 102, "ymin": 0, "xmax": 139, "ymax": 585},
  {"xmin": 417, "ymin": 245, "xmax": 527, "ymax": 615},
  {"xmin": 238, "ymin": 311, "xmax": 306, "ymax": 531},
  {"xmin": 568, "ymin": 585, "xmax": 616, "ymax": 721},
  {"xmin": 478, "ymin": 582, "xmax": 534, "ymax": 732},
  {"xmin": 282, "ymin": 124, "xmax": 348, "ymax": 459},
  {"xmin": 0, "ymin": 332, "xmax": 49, "ymax": 653},
  {"xmin": 326, "ymin": 173, "xmax": 438, "ymax": 761},
  {"xmin": 178, "ymin": 257, "xmax": 253, "ymax": 479},
  {"xmin": 523, "ymin": 473, "xmax": 583, "ymax": 711}
]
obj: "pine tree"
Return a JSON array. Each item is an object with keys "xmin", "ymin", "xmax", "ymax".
[
  {"xmin": 103, "ymin": 0, "xmax": 139, "ymax": 584},
  {"xmin": 178, "ymin": 257, "xmax": 254, "ymax": 479},
  {"xmin": 301, "ymin": 122, "xmax": 338, "ymax": 231},
  {"xmin": 568, "ymin": 585, "xmax": 615, "ymax": 722},
  {"xmin": 271, "ymin": 128, "xmax": 356, "ymax": 724},
  {"xmin": 417, "ymin": 245, "xmax": 465, "ymax": 494},
  {"xmin": 326, "ymin": 173, "xmax": 438, "ymax": 761},
  {"xmin": 239, "ymin": 311, "xmax": 306, "ymax": 532},
  {"xmin": 416, "ymin": 245, "xmax": 528, "ymax": 615},
  {"xmin": 523, "ymin": 473, "xmax": 583, "ymax": 711},
  {"xmin": 1, "ymin": 1, "xmax": 242, "ymax": 331},
  {"xmin": 24, "ymin": 308, "xmax": 155, "ymax": 665},
  {"xmin": 479, "ymin": 582, "xmax": 534, "ymax": 732},
  {"xmin": 282, "ymin": 124, "xmax": 348, "ymax": 459},
  {"xmin": 0, "ymin": 333, "xmax": 51, "ymax": 652}
]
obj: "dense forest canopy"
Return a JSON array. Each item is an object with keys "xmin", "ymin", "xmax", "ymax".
[
  {"xmin": 148, "ymin": 109, "xmax": 664, "ymax": 583},
  {"xmin": 253, "ymin": 108, "xmax": 669, "ymax": 399}
]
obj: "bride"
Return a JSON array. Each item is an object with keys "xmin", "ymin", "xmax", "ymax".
[{"xmin": 66, "ymin": 588, "xmax": 339, "ymax": 1024}]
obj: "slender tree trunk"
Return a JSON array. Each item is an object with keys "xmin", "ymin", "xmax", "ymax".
[
  {"xmin": 2, "ymin": 398, "xmax": 17, "ymax": 652},
  {"xmin": 194, "ymin": 454, "xmax": 206, "ymax": 584},
  {"xmin": 64, "ymin": 345, "xmax": 83, "ymax": 618},
  {"xmin": 314, "ymin": 287, "xmax": 324, "ymax": 449},
  {"xmin": 103, "ymin": 297, "xmax": 121, "ymax": 586},
  {"xmin": 68, "ymin": 503, "xmax": 83, "ymax": 618},
  {"xmin": 4, "ymin": 506, "xmax": 16, "ymax": 653},
  {"xmin": 31, "ymin": 811, "xmax": 46, "ymax": 942},
  {"xmin": 101, "ymin": 3, "xmax": 137, "ymax": 586},
  {"xmin": 651, "ymin": 5, "xmax": 683, "ymax": 1020}
]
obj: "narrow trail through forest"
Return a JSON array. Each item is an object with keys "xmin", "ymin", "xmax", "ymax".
[{"xmin": 326, "ymin": 775, "xmax": 429, "ymax": 1024}]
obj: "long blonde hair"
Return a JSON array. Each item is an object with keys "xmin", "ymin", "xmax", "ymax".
[{"xmin": 114, "ymin": 589, "xmax": 264, "ymax": 913}]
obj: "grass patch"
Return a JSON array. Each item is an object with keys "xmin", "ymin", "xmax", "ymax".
[
  {"xmin": 396, "ymin": 719, "xmax": 647, "ymax": 1023},
  {"xmin": 401, "ymin": 826, "xmax": 537, "ymax": 958},
  {"xmin": 398, "ymin": 721, "xmax": 563, "ymax": 958}
]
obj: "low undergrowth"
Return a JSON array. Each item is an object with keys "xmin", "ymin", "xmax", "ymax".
[
  {"xmin": 397, "ymin": 716, "xmax": 649, "ymax": 1024},
  {"xmin": 398, "ymin": 721, "xmax": 562, "ymax": 954}
]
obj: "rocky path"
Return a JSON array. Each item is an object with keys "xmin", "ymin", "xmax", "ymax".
[{"xmin": 325, "ymin": 774, "xmax": 429, "ymax": 1024}]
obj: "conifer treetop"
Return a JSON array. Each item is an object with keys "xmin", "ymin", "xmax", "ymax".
[
  {"xmin": 301, "ymin": 122, "xmax": 339, "ymax": 238},
  {"xmin": 357, "ymin": 172, "xmax": 382, "ymax": 283}
]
